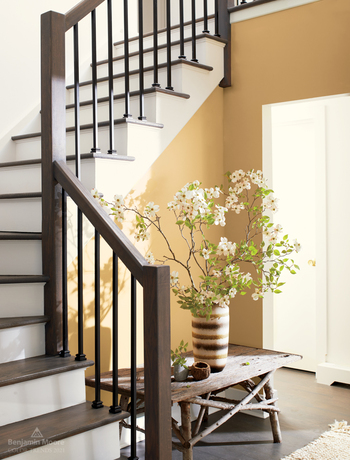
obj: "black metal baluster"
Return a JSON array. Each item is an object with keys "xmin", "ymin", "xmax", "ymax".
[
  {"xmin": 124, "ymin": 0, "xmax": 132, "ymax": 117},
  {"xmin": 92, "ymin": 230, "xmax": 103, "ymax": 409},
  {"xmin": 91, "ymin": 9, "xmax": 100, "ymax": 153},
  {"xmin": 110, "ymin": 252, "xmax": 122, "ymax": 414},
  {"xmin": 179, "ymin": 0, "xmax": 186, "ymax": 59},
  {"xmin": 75, "ymin": 208, "xmax": 86, "ymax": 361},
  {"xmin": 107, "ymin": 0, "xmax": 116, "ymax": 153},
  {"xmin": 203, "ymin": 0, "xmax": 209, "ymax": 33},
  {"xmin": 60, "ymin": 189, "xmax": 70, "ymax": 357},
  {"xmin": 152, "ymin": 0, "xmax": 160, "ymax": 87},
  {"xmin": 74, "ymin": 23, "xmax": 81, "ymax": 175},
  {"xmin": 138, "ymin": 0, "xmax": 146, "ymax": 120},
  {"xmin": 130, "ymin": 274, "xmax": 138, "ymax": 459},
  {"xmin": 73, "ymin": 23, "xmax": 86, "ymax": 362},
  {"xmin": 165, "ymin": 0, "xmax": 173, "ymax": 90},
  {"xmin": 191, "ymin": 0, "xmax": 198, "ymax": 62},
  {"xmin": 214, "ymin": 0, "xmax": 220, "ymax": 36}
]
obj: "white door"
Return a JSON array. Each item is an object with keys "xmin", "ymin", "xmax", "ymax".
[{"xmin": 262, "ymin": 99, "xmax": 328, "ymax": 372}]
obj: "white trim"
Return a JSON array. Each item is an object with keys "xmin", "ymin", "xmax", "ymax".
[
  {"xmin": 230, "ymin": 0, "xmax": 321, "ymax": 23},
  {"xmin": 317, "ymin": 363, "xmax": 350, "ymax": 386}
]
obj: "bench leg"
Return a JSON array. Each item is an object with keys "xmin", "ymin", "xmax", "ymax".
[
  {"xmin": 264, "ymin": 378, "xmax": 282, "ymax": 443},
  {"xmin": 119, "ymin": 395, "xmax": 129, "ymax": 438},
  {"xmin": 181, "ymin": 402, "xmax": 193, "ymax": 460}
]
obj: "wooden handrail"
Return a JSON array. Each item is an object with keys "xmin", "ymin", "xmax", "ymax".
[
  {"xmin": 53, "ymin": 160, "xmax": 146, "ymax": 285},
  {"xmin": 65, "ymin": 0, "xmax": 106, "ymax": 31}
]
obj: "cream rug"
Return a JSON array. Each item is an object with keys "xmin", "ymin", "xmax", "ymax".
[{"xmin": 282, "ymin": 421, "xmax": 350, "ymax": 460}]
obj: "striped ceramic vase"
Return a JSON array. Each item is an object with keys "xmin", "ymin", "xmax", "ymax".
[{"xmin": 192, "ymin": 305, "xmax": 229, "ymax": 373}]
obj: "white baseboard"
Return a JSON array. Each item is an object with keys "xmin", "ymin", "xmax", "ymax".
[{"xmin": 317, "ymin": 362, "xmax": 350, "ymax": 386}]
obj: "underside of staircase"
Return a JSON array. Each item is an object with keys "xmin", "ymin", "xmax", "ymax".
[{"xmin": 0, "ymin": 1, "xmax": 229, "ymax": 458}]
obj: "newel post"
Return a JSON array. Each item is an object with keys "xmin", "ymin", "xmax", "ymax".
[
  {"xmin": 218, "ymin": 0, "xmax": 231, "ymax": 88},
  {"xmin": 41, "ymin": 11, "xmax": 66, "ymax": 355},
  {"xmin": 143, "ymin": 265, "xmax": 172, "ymax": 460}
]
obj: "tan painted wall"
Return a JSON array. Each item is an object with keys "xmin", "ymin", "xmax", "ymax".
[{"xmin": 223, "ymin": 0, "xmax": 350, "ymax": 347}]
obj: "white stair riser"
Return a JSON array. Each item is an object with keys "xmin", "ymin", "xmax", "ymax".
[
  {"xmin": 7, "ymin": 422, "xmax": 120, "ymax": 460},
  {"xmin": 0, "ymin": 283, "xmax": 44, "ymax": 317},
  {"xmin": 0, "ymin": 240, "xmax": 41, "ymax": 275},
  {"xmin": 0, "ymin": 324, "xmax": 45, "ymax": 364},
  {"xmin": 0, "ymin": 198, "xmax": 41, "ymax": 232},
  {"xmin": 0, "ymin": 369, "xmax": 87, "ymax": 426},
  {"xmin": 0, "ymin": 161, "xmax": 97, "ymax": 194},
  {"xmin": 15, "ymin": 122, "xmax": 160, "ymax": 161},
  {"xmin": 0, "ymin": 164, "xmax": 41, "ymax": 195}
]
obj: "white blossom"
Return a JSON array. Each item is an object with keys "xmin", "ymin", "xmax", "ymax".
[
  {"xmin": 170, "ymin": 271, "xmax": 179, "ymax": 285},
  {"xmin": 145, "ymin": 252, "xmax": 155, "ymax": 264},
  {"xmin": 201, "ymin": 248, "xmax": 210, "ymax": 260},
  {"xmin": 144, "ymin": 202, "xmax": 159, "ymax": 218},
  {"xmin": 219, "ymin": 295, "xmax": 230, "ymax": 307},
  {"xmin": 113, "ymin": 194, "xmax": 124, "ymax": 207},
  {"xmin": 293, "ymin": 239, "xmax": 301, "ymax": 253}
]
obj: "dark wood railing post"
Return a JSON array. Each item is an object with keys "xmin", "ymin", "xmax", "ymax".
[
  {"xmin": 41, "ymin": 11, "xmax": 66, "ymax": 355},
  {"xmin": 218, "ymin": 0, "xmax": 231, "ymax": 88},
  {"xmin": 143, "ymin": 265, "xmax": 171, "ymax": 460}
]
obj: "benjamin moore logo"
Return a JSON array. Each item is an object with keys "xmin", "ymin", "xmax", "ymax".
[{"xmin": 31, "ymin": 427, "xmax": 43, "ymax": 439}]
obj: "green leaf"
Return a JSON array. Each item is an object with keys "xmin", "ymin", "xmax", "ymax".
[
  {"xmin": 274, "ymin": 249, "xmax": 280, "ymax": 256},
  {"xmin": 176, "ymin": 220, "xmax": 184, "ymax": 225},
  {"xmin": 274, "ymin": 289, "xmax": 282, "ymax": 294}
]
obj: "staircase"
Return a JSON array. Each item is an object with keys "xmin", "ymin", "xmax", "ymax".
[{"xmin": 0, "ymin": 1, "xmax": 230, "ymax": 458}]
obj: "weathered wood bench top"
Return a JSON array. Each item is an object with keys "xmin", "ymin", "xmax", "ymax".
[{"xmin": 85, "ymin": 344, "xmax": 301, "ymax": 403}]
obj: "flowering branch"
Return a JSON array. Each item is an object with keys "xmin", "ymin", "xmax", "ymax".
[{"xmin": 92, "ymin": 169, "xmax": 300, "ymax": 319}]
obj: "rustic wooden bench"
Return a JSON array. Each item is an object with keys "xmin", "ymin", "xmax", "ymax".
[{"xmin": 86, "ymin": 344, "xmax": 301, "ymax": 460}]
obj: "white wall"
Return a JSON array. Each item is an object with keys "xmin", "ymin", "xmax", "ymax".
[{"xmin": 0, "ymin": 0, "xmax": 138, "ymax": 160}]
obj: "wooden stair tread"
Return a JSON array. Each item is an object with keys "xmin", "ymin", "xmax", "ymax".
[
  {"xmin": 0, "ymin": 232, "xmax": 42, "ymax": 240},
  {"xmin": 0, "ymin": 152, "xmax": 134, "ymax": 169},
  {"xmin": 66, "ymin": 59, "xmax": 214, "ymax": 90},
  {"xmin": 66, "ymin": 86, "xmax": 190, "ymax": 110},
  {"xmin": 0, "ymin": 355, "xmax": 94, "ymax": 388},
  {"xmin": 0, "ymin": 316, "xmax": 49, "ymax": 330},
  {"xmin": 0, "ymin": 275, "xmax": 49, "ymax": 284},
  {"xmin": 12, "ymin": 118, "xmax": 163, "ymax": 142},
  {"xmin": 0, "ymin": 192, "xmax": 41, "ymax": 200},
  {"xmin": 0, "ymin": 402, "xmax": 127, "ymax": 458}
]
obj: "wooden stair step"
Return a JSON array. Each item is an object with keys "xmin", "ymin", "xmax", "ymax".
[
  {"xmin": 0, "ymin": 354, "xmax": 94, "ymax": 388},
  {"xmin": 0, "ymin": 232, "xmax": 42, "ymax": 240},
  {"xmin": 0, "ymin": 402, "xmax": 128, "ymax": 459},
  {"xmin": 0, "ymin": 316, "xmax": 49, "ymax": 331},
  {"xmin": 66, "ymin": 86, "xmax": 190, "ymax": 110},
  {"xmin": 0, "ymin": 275, "xmax": 49, "ymax": 284},
  {"xmin": 12, "ymin": 117, "xmax": 163, "ymax": 142},
  {"xmin": 0, "ymin": 152, "xmax": 134, "ymax": 169},
  {"xmin": 0, "ymin": 192, "xmax": 41, "ymax": 200}
]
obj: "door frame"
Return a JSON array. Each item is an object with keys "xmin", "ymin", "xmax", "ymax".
[{"xmin": 262, "ymin": 97, "xmax": 328, "ymax": 369}]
